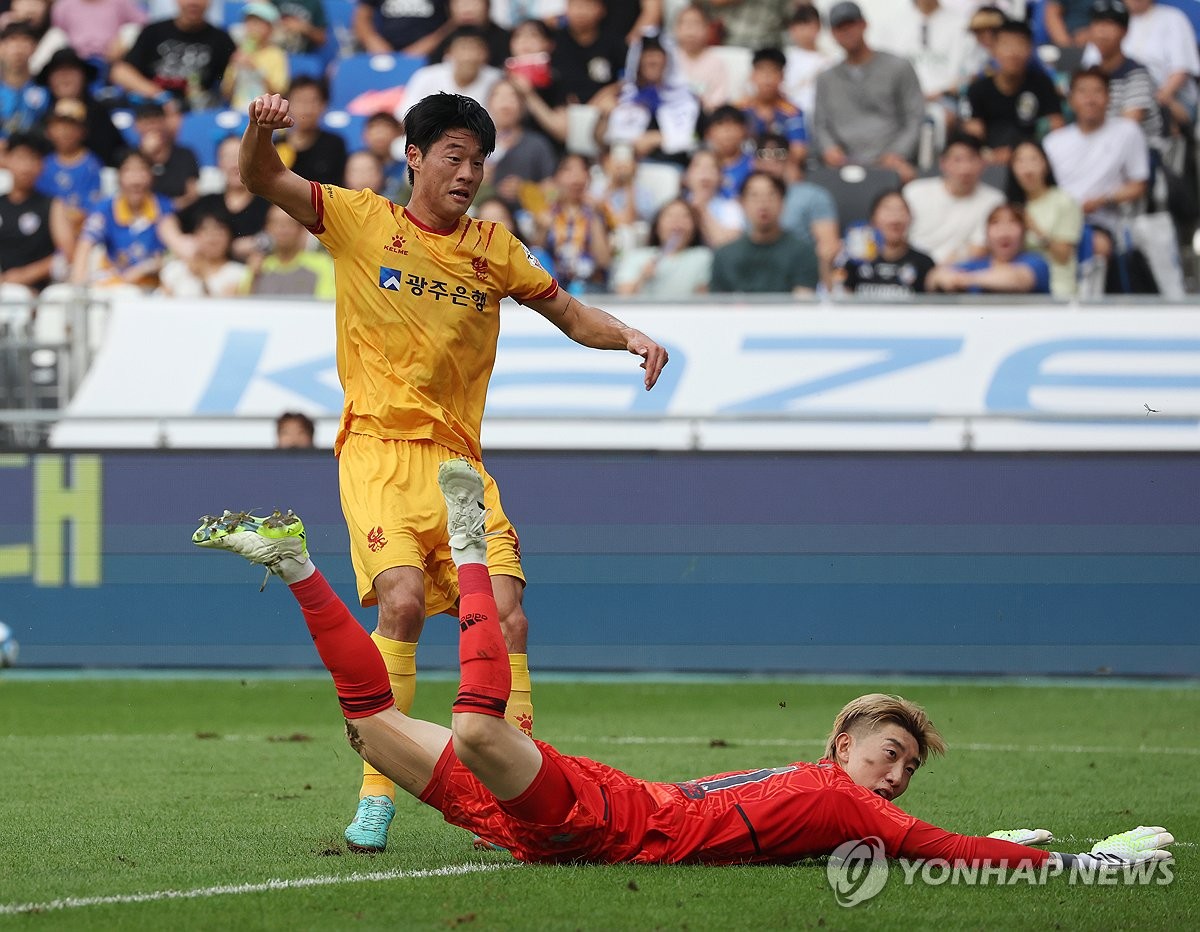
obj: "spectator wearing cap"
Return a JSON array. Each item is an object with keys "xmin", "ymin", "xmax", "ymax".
[
  {"xmin": 783, "ymin": 4, "xmax": 835, "ymax": 119},
  {"xmin": 223, "ymin": 2, "xmax": 289, "ymax": 111},
  {"xmin": 1096, "ymin": 0, "xmax": 1199, "ymax": 127},
  {"xmin": 1043, "ymin": 67, "xmax": 1149, "ymax": 241},
  {"xmin": 1045, "ymin": 0, "xmax": 1097, "ymax": 46},
  {"xmin": 0, "ymin": 134, "xmax": 68, "ymax": 294},
  {"xmin": 402, "ymin": 26, "xmax": 502, "ymax": 109},
  {"xmin": 0, "ymin": 23, "xmax": 49, "ymax": 143},
  {"xmin": 703, "ymin": 104, "xmax": 755, "ymax": 200},
  {"xmin": 736, "ymin": 47, "xmax": 808, "ymax": 172},
  {"xmin": 272, "ymin": 0, "xmax": 328, "ymax": 55},
  {"xmin": 960, "ymin": 5, "xmax": 1005, "ymax": 82},
  {"xmin": 134, "ymin": 102, "xmax": 201, "ymax": 212},
  {"xmin": 699, "ymin": 0, "xmax": 791, "ymax": 51},
  {"xmin": 37, "ymin": 48, "xmax": 124, "ymax": 166},
  {"xmin": 1085, "ymin": 0, "xmax": 1164, "ymax": 148},
  {"xmin": 673, "ymin": 3, "xmax": 733, "ymax": 112},
  {"xmin": 813, "ymin": 1, "xmax": 925, "ymax": 184},
  {"xmin": 710, "ymin": 171, "xmax": 819, "ymax": 295},
  {"xmin": 903, "ymin": 131, "xmax": 1005, "ymax": 263},
  {"xmin": 49, "ymin": 0, "xmax": 146, "ymax": 62},
  {"xmin": 36, "ymin": 99, "xmax": 103, "ymax": 240},
  {"xmin": 354, "ymin": 0, "xmax": 451, "ymax": 58},
  {"xmin": 963, "ymin": 20, "xmax": 1063, "ymax": 164},
  {"xmin": 110, "ymin": 0, "xmax": 235, "ymax": 111}
]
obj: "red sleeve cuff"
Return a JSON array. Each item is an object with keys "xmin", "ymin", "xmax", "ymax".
[{"xmin": 306, "ymin": 180, "xmax": 326, "ymax": 235}]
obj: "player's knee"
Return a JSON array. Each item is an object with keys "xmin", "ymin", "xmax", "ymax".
[
  {"xmin": 498, "ymin": 603, "xmax": 528, "ymax": 645},
  {"xmin": 375, "ymin": 588, "xmax": 424, "ymax": 637},
  {"xmin": 451, "ymin": 713, "xmax": 506, "ymax": 767}
]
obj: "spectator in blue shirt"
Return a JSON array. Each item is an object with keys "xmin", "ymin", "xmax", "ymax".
[
  {"xmin": 737, "ymin": 46, "xmax": 808, "ymax": 173},
  {"xmin": 36, "ymin": 98, "xmax": 103, "ymax": 241},
  {"xmin": 0, "ymin": 23, "xmax": 49, "ymax": 142},
  {"xmin": 926, "ymin": 202, "xmax": 1052, "ymax": 294},
  {"xmin": 703, "ymin": 104, "xmax": 754, "ymax": 200}
]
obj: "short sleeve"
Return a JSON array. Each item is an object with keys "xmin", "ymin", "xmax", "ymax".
[
  {"xmin": 1121, "ymin": 123, "xmax": 1151, "ymax": 182},
  {"xmin": 808, "ymin": 185, "xmax": 836, "ymax": 223},
  {"xmin": 1018, "ymin": 253, "xmax": 1052, "ymax": 293},
  {"xmin": 1047, "ymin": 191, "xmax": 1083, "ymax": 245},
  {"xmin": 306, "ymin": 181, "xmax": 377, "ymax": 256},
  {"xmin": 498, "ymin": 223, "xmax": 558, "ymax": 302},
  {"xmin": 1033, "ymin": 69, "xmax": 1062, "ymax": 116}
]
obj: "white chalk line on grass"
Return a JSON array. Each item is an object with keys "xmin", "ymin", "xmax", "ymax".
[
  {"xmin": 0, "ymin": 862, "xmax": 512, "ymax": 916},
  {"xmin": 3, "ymin": 733, "xmax": 1198, "ymax": 756}
]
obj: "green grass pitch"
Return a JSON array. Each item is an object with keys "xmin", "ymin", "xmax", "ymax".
[{"xmin": 1, "ymin": 674, "xmax": 1196, "ymax": 930}]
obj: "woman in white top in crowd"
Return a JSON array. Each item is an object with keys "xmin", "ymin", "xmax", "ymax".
[
  {"xmin": 1005, "ymin": 138, "xmax": 1084, "ymax": 298},
  {"xmin": 158, "ymin": 211, "xmax": 246, "ymax": 298},
  {"xmin": 613, "ymin": 196, "xmax": 713, "ymax": 297}
]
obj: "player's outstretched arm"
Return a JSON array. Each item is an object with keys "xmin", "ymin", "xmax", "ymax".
[
  {"xmin": 239, "ymin": 94, "xmax": 320, "ymax": 229},
  {"xmin": 525, "ymin": 290, "xmax": 669, "ymax": 390}
]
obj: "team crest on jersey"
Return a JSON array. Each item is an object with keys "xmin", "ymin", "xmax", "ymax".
[
  {"xmin": 520, "ymin": 243, "xmax": 544, "ymax": 271},
  {"xmin": 379, "ymin": 266, "xmax": 404, "ymax": 290},
  {"xmin": 471, "ymin": 256, "xmax": 489, "ymax": 281},
  {"xmin": 386, "ymin": 233, "xmax": 408, "ymax": 255},
  {"xmin": 367, "ymin": 526, "xmax": 388, "ymax": 552}
]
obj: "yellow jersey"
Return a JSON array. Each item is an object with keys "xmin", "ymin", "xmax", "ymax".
[{"xmin": 307, "ymin": 181, "xmax": 559, "ymax": 458}]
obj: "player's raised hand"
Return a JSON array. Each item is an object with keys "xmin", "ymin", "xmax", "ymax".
[
  {"xmin": 249, "ymin": 94, "xmax": 294, "ymax": 130},
  {"xmin": 626, "ymin": 330, "xmax": 669, "ymax": 390}
]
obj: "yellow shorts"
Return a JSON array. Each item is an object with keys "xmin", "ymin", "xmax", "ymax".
[{"xmin": 338, "ymin": 433, "xmax": 525, "ymax": 611}]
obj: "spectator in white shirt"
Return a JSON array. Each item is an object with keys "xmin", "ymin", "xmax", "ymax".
[
  {"xmin": 1043, "ymin": 67, "xmax": 1149, "ymax": 245},
  {"xmin": 903, "ymin": 131, "xmax": 1005, "ymax": 263},
  {"xmin": 1113, "ymin": 0, "xmax": 1199, "ymax": 125},
  {"xmin": 784, "ymin": 4, "xmax": 835, "ymax": 119},
  {"xmin": 883, "ymin": 0, "xmax": 973, "ymax": 116},
  {"xmin": 401, "ymin": 26, "xmax": 502, "ymax": 110}
]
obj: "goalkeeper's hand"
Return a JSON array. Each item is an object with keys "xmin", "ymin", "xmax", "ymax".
[
  {"xmin": 1055, "ymin": 826, "xmax": 1174, "ymax": 868},
  {"xmin": 987, "ymin": 828, "xmax": 1054, "ymax": 846}
]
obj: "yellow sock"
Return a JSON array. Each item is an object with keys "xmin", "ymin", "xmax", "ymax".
[
  {"xmin": 359, "ymin": 634, "xmax": 418, "ymax": 800},
  {"xmin": 507, "ymin": 653, "xmax": 534, "ymax": 736}
]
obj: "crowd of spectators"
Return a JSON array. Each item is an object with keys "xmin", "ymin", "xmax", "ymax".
[{"xmin": 0, "ymin": 0, "xmax": 1198, "ymax": 303}]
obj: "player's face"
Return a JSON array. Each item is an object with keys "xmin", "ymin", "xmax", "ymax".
[
  {"xmin": 411, "ymin": 130, "xmax": 485, "ymax": 216},
  {"xmin": 838, "ymin": 723, "xmax": 921, "ymax": 801}
]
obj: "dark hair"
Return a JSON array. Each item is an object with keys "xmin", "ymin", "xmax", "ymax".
[
  {"xmin": 287, "ymin": 75, "xmax": 329, "ymax": 101},
  {"xmin": 1004, "ymin": 139, "xmax": 1058, "ymax": 203},
  {"xmin": 706, "ymin": 104, "xmax": 747, "ymax": 129},
  {"xmin": 366, "ymin": 111, "xmax": 401, "ymax": 130},
  {"xmin": 511, "ymin": 17, "xmax": 553, "ymax": 42},
  {"xmin": 445, "ymin": 25, "xmax": 489, "ymax": 47},
  {"xmin": 4, "ymin": 132, "xmax": 48, "ymax": 156},
  {"xmin": 942, "ymin": 131, "xmax": 985, "ymax": 156},
  {"xmin": 752, "ymin": 47, "xmax": 787, "ymax": 69},
  {"xmin": 192, "ymin": 208, "xmax": 234, "ymax": 234},
  {"xmin": 756, "ymin": 130, "xmax": 789, "ymax": 152},
  {"xmin": 986, "ymin": 201, "xmax": 1026, "ymax": 231},
  {"xmin": 402, "ymin": 92, "xmax": 496, "ymax": 185},
  {"xmin": 475, "ymin": 195, "xmax": 516, "ymax": 227},
  {"xmin": 555, "ymin": 151, "xmax": 591, "ymax": 174},
  {"xmin": 868, "ymin": 188, "xmax": 908, "ymax": 220},
  {"xmin": 740, "ymin": 170, "xmax": 786, "ymax": 199},
  {"xmin": 789, "ymin": 4, "xmax": 820, "ymax": 26},
  {"xmin": 1070, "ymin": 65, "xmax": 1110, "ymax": 92},
  {"xmin": 276, "ymin": 411, "xmax": 315, "ymax": 440},
  {"xmin": 649, "ymin": 198, "xmax": 703, "ymax": 249},
  {"xmin": 116, "ymin": 148, "xmax": 153, "ymax": 171},
  {"xmin": 996, "ymin": 19, "xmax": 1033, "ymax": 41}
]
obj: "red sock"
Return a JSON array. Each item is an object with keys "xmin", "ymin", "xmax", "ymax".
[
  {"xmin": 289, "ymin": 570, "xmax": 393, "ymax": 719},
  {"xmin": 452, "ymin": 563, "xmax": 511, "ymax": 719}
]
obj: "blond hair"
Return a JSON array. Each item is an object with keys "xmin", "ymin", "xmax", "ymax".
[{"xmin": 824, "ymin": 694, "xmax": 946, "ymax": 765}]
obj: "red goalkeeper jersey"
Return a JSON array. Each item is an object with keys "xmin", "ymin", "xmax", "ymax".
[{"xmin": 421, "ymin": 742, "xmax": 1048, "ymax": 867}]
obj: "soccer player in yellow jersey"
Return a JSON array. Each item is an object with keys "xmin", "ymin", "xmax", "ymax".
[{"xmin": 239, "ymin": 90, "xmax": 670, "ymax": 852}]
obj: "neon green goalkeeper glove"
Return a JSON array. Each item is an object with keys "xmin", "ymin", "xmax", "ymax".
[{"xmin": 987, "ymin": 828, "xmax": 1055, "ymax": 846}]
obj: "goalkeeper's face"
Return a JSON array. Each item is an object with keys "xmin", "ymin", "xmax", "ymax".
[{"xmin": 836, "ymin": 724, "xmax": 922, "ymax": 802}]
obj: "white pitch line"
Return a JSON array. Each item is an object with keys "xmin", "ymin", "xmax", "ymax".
[{"xmin": 0, "ymin": 862, "xmax": 511, "ymax": 916}]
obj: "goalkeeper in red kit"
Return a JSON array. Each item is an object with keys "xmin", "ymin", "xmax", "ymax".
[{"xmin": 193, "ymin": 461, "xmax": 1174, "ymax": 869}]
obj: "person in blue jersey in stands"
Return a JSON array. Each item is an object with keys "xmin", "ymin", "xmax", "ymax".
[
  {"xmin": 926, "ymin": 202, "xmax": 1052, "ymax": 294},
  {"xmin": 36, "ymin": 99, "xmax": 104, "ymax": 242}
]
